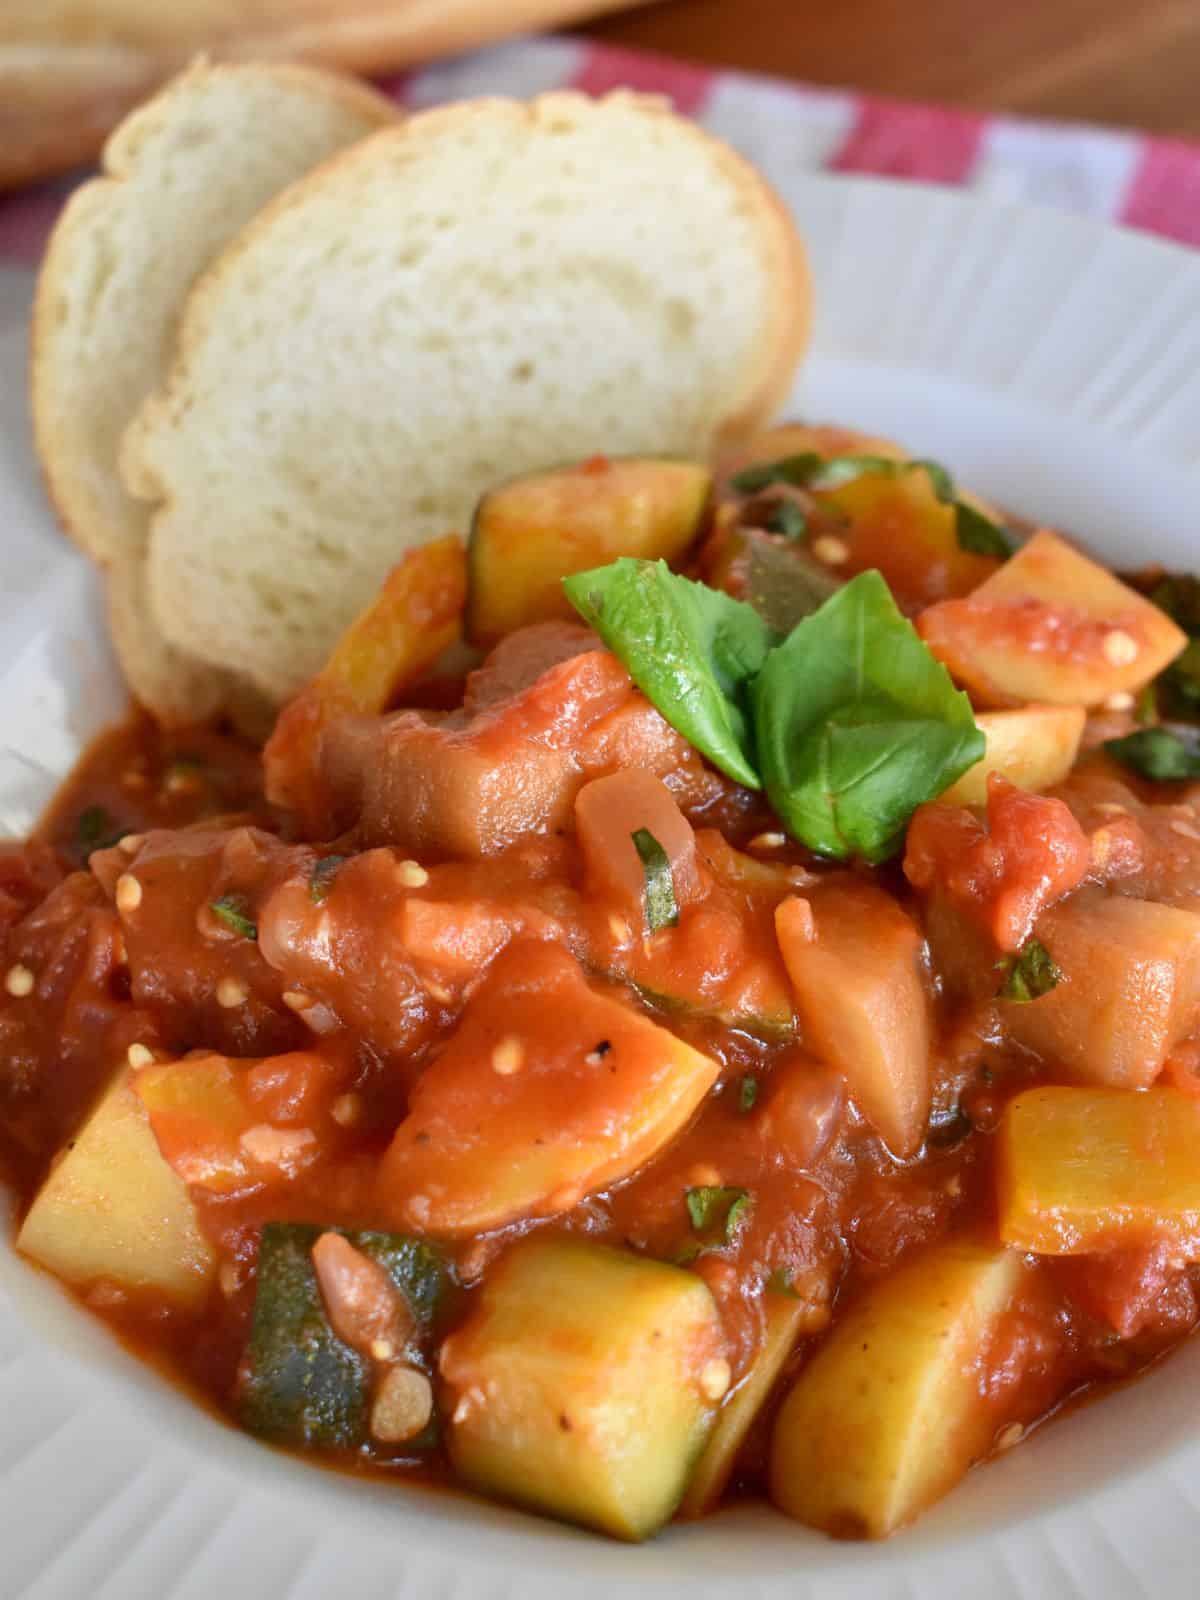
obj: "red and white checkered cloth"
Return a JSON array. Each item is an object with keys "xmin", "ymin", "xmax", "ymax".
[{"xmin": 2, "ymin": 35, "xmax": 1198, "ymax": 266}]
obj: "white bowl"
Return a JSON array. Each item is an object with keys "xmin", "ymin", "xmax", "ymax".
[{"xmin": 1, "ymin": 176, "xmax": 1198, "ymax": 1600}]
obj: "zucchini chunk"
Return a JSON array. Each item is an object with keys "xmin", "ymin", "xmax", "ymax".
[
  {"xmin": 17, "ymin": 1064, "xmax": 214, "ymax": 1309},
  {"xmin": 680, "ymin": 1290, "xmax": 811, "ymax": 1517},
  {"xmin": 377, "ymin": 942, "xmax": 720, "ymax": 1235},
  {"xmin": 239, "ymin": 1222, "xmax": 450, "ymax": 1449},
  {"xmin": 467, "ymin": 457, "xmax": 711, "ymax": 647},
  {"xmin": 919, "ymin": 530, "xmax": 1187, "ymax": 707},
  {"xmin": 769, "ymin": 1241, "xmax": 1026, "ymax": 1538},
  {"xmin": 442, "ymin": 1236, "xmax": 728, "ymax": 1540},
  {"xmin": 998, "ymin": 1086, "xmax": 1200, "ymax": 1253}
]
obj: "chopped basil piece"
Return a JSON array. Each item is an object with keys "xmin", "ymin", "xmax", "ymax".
[
  {"xmin": 210, "ymin": 893, "xmax": 257, "ymax": 940},
  {"xmin": 738, "ymin": 1074, "xmax": 759, "ymax": 1112},
  {"xmin": 685, "ymin": 1185, "xmax": 752, "ymax": 1241},
  {"xmin": 564, "ymin": 559, "xmax": 772, "ymax": 789},
  {"xmin": 309, "ymin": 854, "xmax": 347, "ymax": 904},
  {"xmin": 76, "ymin": 805, "xmax": 121, "ymax": 855},
  {"xmin": 1105, "ymin": 725, "xmax": 1200, "ymax": 782},
  {"xmin": 997, "ymin": 938, "xmax": 1062, "ymax": 1004},
  {"xmin": 752, "ymin": 571, "xmax": 985, "ymax": 862},
  {"xmin": 631, "ymin": 828, "xmax": 679, "ymax": 933},
  {"xmin": 729, "ymin": 452, "xmax": 824, "ymax": 495},
  {"xmin": 763, "ymin": 501, "xmax": 808, "ymax": 541},
  {"xmin": 953, "ymin": 499, "xmax": 1014, "ymax": 559}
]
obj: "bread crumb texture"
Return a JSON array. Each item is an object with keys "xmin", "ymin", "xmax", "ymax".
[{"xmin": 124, "ymin": 91, "xmax": 811, "ymax": 702}]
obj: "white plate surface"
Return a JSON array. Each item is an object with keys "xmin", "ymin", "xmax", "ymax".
[{"xmin": 1, "ymin": 176, "xmax": 1199, "ymax": 1600}]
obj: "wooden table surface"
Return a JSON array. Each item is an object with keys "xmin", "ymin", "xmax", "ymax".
[{"xmin": 579, "ymin": 0, "xmax": 1200, "ymax": 138}]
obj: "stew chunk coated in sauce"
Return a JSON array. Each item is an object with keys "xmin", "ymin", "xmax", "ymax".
[{"xmin": 5, "ymin": 433, "xmax": 1200, "ymax": 1543}]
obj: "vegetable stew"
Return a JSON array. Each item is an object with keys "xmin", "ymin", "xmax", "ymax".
[{"xmin": 5, "ymin": 429, "xmax": 1200, "ymax": 1542}]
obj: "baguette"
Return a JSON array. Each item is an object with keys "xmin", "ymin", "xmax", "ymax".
[
  {"xmin": 0, "ymin": 0, "xmax": 649, "ymax": 190},
  {"xmin": 123, "ymin": 90, "xmax": 811, "ymax": 704},
  {"xmin": 31, "ymin": 60, "xmax": 394, "ymax": 724}
]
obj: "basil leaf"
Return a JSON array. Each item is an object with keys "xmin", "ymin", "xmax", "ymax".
[
  {"xmin": 953, "ymin": 500, "xmax": 1014, "ymax": 558},
  {"xmin": 210, "ymin": 894, "xmax": 257, "ymax": 940},
  {"xmin": 1105, "ymin": 725, "xmax": 1200, "ymax": 781},
  {"xmin": 564, "ymin": 559, "xmax": 772, "ymax": 789},
  {"xmin": 763, "ymin": 501, "xmax": 808, "ymax": 541},
  {"xmin": 309, "ymin": 854, "xmax": 347, "ymax": 905},
  {"xmin": 739, "ymin": 1074, "xmax": 759, "ymax": 1112},
  {"xmin": 910, "ymin": 457, "xmax": 1014, "ymax": 558},
  {"xmin": 997, "ymin": 938, "xmax": 1062, "ymax": 1003},
  {"xmin": 729, "ymin": 452, "xmax": 824, "ymax": 494},
  {"xmin": 631, "ymin": 828, "xmax": 679, "ymax": 932},
  {"xmin": 686, "ymin": 1185, "xmax": 752, "ymax": 1242},
  {"xmin": 751, "ymin": 570, "xmax": 985, "ymax": 862}
]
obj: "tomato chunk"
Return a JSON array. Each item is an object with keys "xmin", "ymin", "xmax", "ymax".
[{"xmin": 905, "ymin": 773, "xmax": 1089, "ymax": 953}]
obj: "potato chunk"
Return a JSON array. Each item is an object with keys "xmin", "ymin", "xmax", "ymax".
[
  {"xmin": 939, "ymin": 704, "xmax": 1086, "ymax": 806},
  {"xmin": 1005, "ymin": 891, "xmax": 1200, "ymax": 1088},
  {"xmin": 998, "ymin": 1085, "xmax": 1200, "ymax": 1254},
  {"xmin": 776, "ymin": 881, "xmax": 931, "ymax": 1157},
  {"xmin": 18, "ymin": 1066, "xmax": 214, "ymax": 1308},
  {"xmin": 377, "ymin": 942, "xmax": 719, "ymax": 1234},
  {"xmin": 919, "ymin": 530, "xmax": 1186, "ymax": 707},
  {"xmin": 769, "ymin": 1241, "xmax": 1026, "ymax": 1538},
  {"xmin": 443, "ymin": 1236, "xmax": 727, "ymax": 1540}
]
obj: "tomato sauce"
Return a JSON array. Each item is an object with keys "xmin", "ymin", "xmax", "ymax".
[{"xmin": 4, "ymin": 704, "xmax": 1199, "ymax": 1515}]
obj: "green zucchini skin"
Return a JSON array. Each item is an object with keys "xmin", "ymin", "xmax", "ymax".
[{"xmin": 239, "ymin": 1223, "xmax": 451, "ymax": 1451}]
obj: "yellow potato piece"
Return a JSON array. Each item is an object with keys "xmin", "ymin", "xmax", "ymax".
[
  {"xmin": 769, "ymin": 1241, "xmax": 1026, "ymax": 1538},
  {"xmin": 998, "ymin": 1085, "xmax": 1200, "ymax": 1254},
  {"xmin": 18, "ymin": 1066, "xmax": 214, "ymax": 1309},
  {"xmin": 939, "ymin": 704, "xmax": 1086, "ymax": 806}
]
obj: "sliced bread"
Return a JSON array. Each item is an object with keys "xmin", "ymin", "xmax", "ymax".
[
  {"xmin": 31, "ymin": 59, "xmax": 394, "ymax": 723},
  {"xmin": 122, "ymin": 90, "xmax": 812, "ymax": 705}
]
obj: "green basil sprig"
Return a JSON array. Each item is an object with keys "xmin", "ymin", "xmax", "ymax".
[
  {"xmin": 752, "ymin": 571, "xmax": 985, "ymax": 863},
  {"xmin": 566, "ymin": 561, "xmax": 983, "ymax": 864},
  {"xmin": 563, "ymin": 559, "xmax": 772, "ymax": 789}
]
